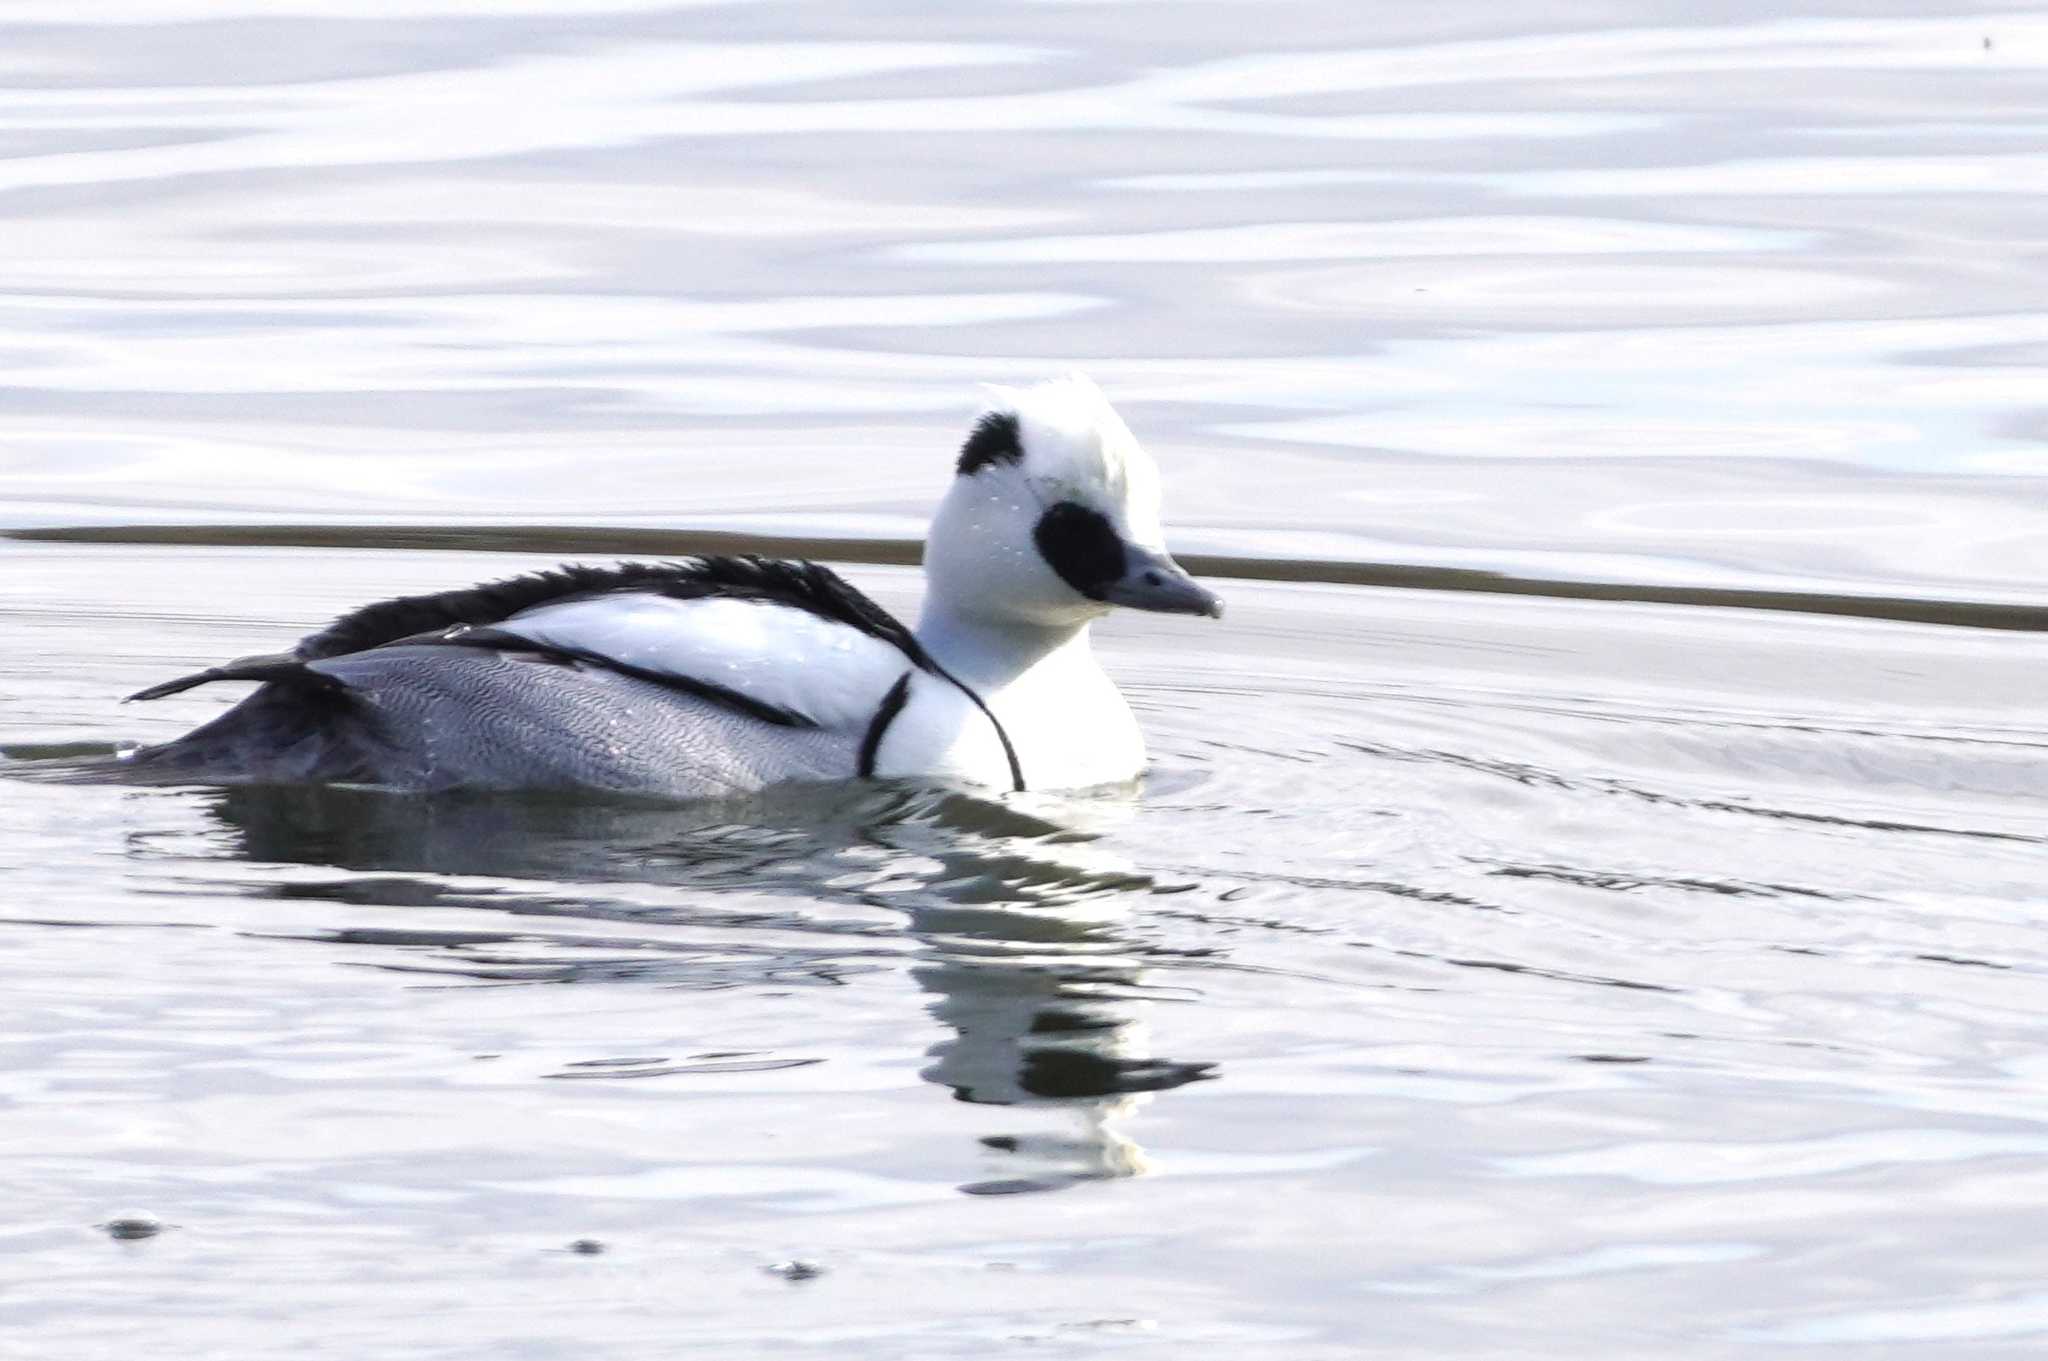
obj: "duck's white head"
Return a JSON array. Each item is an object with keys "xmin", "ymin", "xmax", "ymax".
[{"xmin": 922, "ymin": 375, "xmax": 1222, "ymax": 630}]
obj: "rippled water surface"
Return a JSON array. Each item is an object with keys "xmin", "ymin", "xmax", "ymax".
[{"xmin": 3, "ymin": 2, "xmax": 2047, "ymax": 1357}]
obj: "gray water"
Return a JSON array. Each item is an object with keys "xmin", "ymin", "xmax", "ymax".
[{"xmin": 2, "ymin": 3, "xmax": 2047, "ymax": 1357}]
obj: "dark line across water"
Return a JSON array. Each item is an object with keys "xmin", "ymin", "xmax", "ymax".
[{"xmin": 10, "ymin": 524, "xmax": 2045, "ymax": 633}]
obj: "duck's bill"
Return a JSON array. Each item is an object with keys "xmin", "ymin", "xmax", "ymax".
[{"xmin": 1099, "ymin": 546, "xmax": 1224, "ymax": 618}]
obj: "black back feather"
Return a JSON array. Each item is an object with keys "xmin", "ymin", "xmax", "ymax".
[{"xmin": 295, "ymin": 556, "xmax": 930, "ymax": 666}]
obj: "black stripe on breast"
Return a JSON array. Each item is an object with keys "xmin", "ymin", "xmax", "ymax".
[
  {"xmin": 855, "ymin": 664, "xmax": 1024, "ymax": 792},
  {"xmin": 857, "ymin": 671, "xmax": 915, "ymax": 777},
  {"xmin": 922, "ymin": 662, "xmax": 1026, "ymax": 793}
]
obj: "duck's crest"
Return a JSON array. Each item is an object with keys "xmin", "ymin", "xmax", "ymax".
[
  {"xmin": 956, "ymin": 410, "xmax": 1023, "ymax": 476},
  {"xmin": 297, "ymin": 556, "xmax": 928, "ymax": 664},
  {"xmin": 966, "ymin": 374, "xmax": 1147, "ymax": 506}
]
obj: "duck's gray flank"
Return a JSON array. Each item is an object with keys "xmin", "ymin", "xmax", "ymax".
[{"xmin": 439, "ymin": 625, "xmax": 822, "ymax": 730}]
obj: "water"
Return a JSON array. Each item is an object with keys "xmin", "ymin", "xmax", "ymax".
[{"xmin": 3, "ymin": 2, "xmax": 2047, "ymax": 1356}]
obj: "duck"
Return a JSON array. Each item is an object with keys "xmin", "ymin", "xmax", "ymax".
[{"xmin": 122, "ymin": 375, "xmax": 1222, "ymax": 797}]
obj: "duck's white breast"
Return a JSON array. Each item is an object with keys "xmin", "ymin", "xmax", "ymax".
[
  {"xmin": 989, "ymin": 653, "xmax": 1145, "ymax": 790},
  {"xmin": 870, "ymin": 670, "xmax": 1017, "ymax": 787},
  {"xmin": 878, "ymin": 642, "xmax": 1144, "ymax": 791}
]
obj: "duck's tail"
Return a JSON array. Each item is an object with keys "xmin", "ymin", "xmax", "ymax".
[{"xmin": 127, "ymin": 653, "xmax": 347, "ymax": 703}]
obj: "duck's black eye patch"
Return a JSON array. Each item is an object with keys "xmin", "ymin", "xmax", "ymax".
[
  {"xmin": 1034, "ymin": 501, "xmax": 1126, "ymax": 600},
  {"xmin": 957, "ymin": 411, "xmax": 1023, "ymax": 476}
]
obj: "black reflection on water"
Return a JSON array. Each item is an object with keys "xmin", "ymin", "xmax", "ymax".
[
  {"xmin": 199, "ymin": 780, "xmax": 1220, "ymax": 1194},
  {"xmin": 915, "ymin": 903, "xmax": 1216, "ymax": 1195}
]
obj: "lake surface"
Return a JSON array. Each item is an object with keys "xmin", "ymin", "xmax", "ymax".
[{"xmin": 2, "ymin": 2, "xmax": 2046, "ymax": 1357}]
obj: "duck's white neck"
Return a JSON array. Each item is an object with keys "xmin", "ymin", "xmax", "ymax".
[{"xmin": 914, "ymin": 600, "xmax": 1095, "ymax": 692}]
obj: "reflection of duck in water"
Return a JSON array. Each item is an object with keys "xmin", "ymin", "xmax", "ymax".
[
  {"xmin": 914, "ymin": 926, "xmax": 1216, "ymax": 1192},
  {"xmin": 199, "ymin": 778, "xmax": 1218, "ymax": 1190},
  {"xmin": 903, "ymin": 823, "xmax": 1218, "ymax": 1195}
]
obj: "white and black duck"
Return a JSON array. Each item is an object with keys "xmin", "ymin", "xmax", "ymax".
[{"xmin": 124, "ymin": 376, "xmax": 1222, "ymax": 797}]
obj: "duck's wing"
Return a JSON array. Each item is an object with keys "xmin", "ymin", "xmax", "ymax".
[
  {"xmin": 130, "ymin": 556, "xmax": 926, "ymax": 730},
  {"xmin": 122, "ymin": 556, "xmax": 1025, "ymax": 794},
  {"xmin": 442, "ymin": 590, "xmax": 916, "ymax": 734}
]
